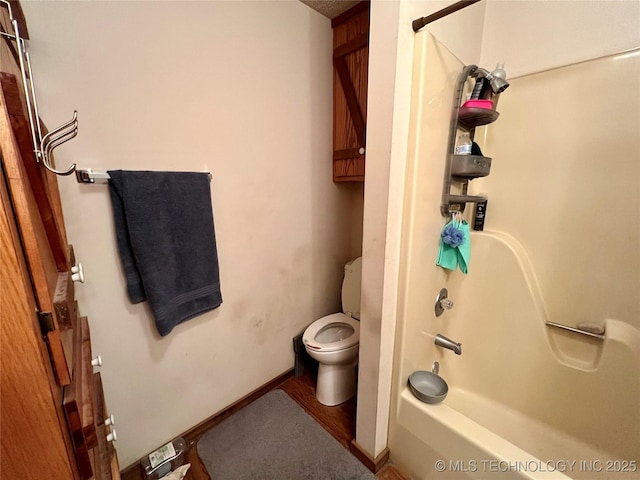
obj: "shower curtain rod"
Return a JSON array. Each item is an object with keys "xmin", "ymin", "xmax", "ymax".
[{"xmin": 412, "ymin": 0, "xmax": 482, "ymax": 33}]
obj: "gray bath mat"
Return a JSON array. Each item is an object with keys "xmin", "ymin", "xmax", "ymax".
[{"xmin": 197, "ymin": 389, "xmax": 375, "ymax": 480}]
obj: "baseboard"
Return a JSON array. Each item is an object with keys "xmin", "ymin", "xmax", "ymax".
[
  {"xmin": 182, "ymin": 368, "xmax": 294, "ymax": 441},
  {"xmin": 350, "ymin": 439, "xmax": 390, "ymax": 473},
  {"xmin": 120, "ymin": 368, "xmax": 294, "ymax": 477}
]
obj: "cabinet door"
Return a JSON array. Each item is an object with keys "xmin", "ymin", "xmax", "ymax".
[
  {"xmin": 332, "ymin": 2, "xmax": 369, "ymax": 182},
  {"xmin": 0, "ymin": 72, "xmax": 72, "ymax": 386},
  {"xmin": 94, "ymin": 373, "xmax": 120, "ymax": 480},
  {"xmin": 0, "ymin": 147, "xmax": 76, "ymax": 479}
]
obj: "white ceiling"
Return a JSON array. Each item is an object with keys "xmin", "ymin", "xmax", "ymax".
[{"xmin": 299, "ymin": 0, "xmax": 360, "ymax": 20}]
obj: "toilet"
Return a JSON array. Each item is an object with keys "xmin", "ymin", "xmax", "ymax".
[{"xmin": 303, "ymin": 257, "xmax": 361, "ymax": 406}]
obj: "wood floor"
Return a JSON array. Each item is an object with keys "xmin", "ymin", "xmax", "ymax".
[
  {"xmin": 122, "ymin": 368, "xmax": 408, "ymax": 480},
  {"xmin": 278, "ymin": 368, "xmax": 356, "ymax": 450}
]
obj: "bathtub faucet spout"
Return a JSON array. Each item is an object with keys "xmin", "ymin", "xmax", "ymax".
[{"xmin": 435, "ymin": 333, "xmax": 462, "ymax": 355}]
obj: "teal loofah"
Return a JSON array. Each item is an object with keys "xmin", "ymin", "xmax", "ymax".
[{"xmin": 442, "ymin": 222, "xmax": 464, "ymax": 247}]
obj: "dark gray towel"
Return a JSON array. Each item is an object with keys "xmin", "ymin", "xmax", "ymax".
[{"xmin": 108, "ymin": 170, "xmax": 222, "ymax": 336}]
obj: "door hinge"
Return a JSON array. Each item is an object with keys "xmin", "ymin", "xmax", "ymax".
[{"xmin": 37, "ymin": 311, "xmax": 55, "ymax": 336}]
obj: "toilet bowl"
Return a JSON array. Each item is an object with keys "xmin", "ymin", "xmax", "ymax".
[{"xmin": 303, "ymin": 257, "xmax": 361, "ymax": 406}]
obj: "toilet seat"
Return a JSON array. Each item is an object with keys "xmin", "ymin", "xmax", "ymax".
[{"xmin": 303, "ymin": 313, "xmax": 359, "ymax": 352}]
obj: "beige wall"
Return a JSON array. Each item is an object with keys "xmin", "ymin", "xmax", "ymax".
[
  {"xmin": 21, "ymin": 0, "xmax": 359, "ymax": 468},
  {"xmin": 358, "ymin": 0, "xmax": 484, "ymax": 457},
  {"xmin": 20, "ymin": 0, "xmax": 639, "ymax": 469},
  {"xmin": 385, "ymin": 32, "xmax": 466, "ymax": 478},
  {"xmin": 481, "ymin": 0, "xmax": 640, "ymax": 77}
]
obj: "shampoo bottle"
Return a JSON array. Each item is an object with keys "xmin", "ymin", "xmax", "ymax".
[
  {"xmin": 470, "ymin": 77, "xmax": 488, "ymax": 100},
  {"xmin": 473, "ymin": 199, "xmax": 488, "ymax": 231},
  {"xmin": 455, "ymin": 131, "xmax": 472, "ymax": 155}
]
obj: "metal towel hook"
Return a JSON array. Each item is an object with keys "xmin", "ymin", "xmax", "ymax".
[
  {"xmin": 45, "ymin": 124, "xmax": 78, "ymax": 158},
  {"xmin": 40, "ymin": 111, "xmax": 79, "ymax": 176},
  {"xmin": 40, "ymin": 111, "xmax": 78, "ymax": 148},
  {"xmin": 1, "ymin": 1, "xmax": 79, "ymax": 176}
]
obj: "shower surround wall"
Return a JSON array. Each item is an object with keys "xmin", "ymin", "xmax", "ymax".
[
  {"xmin": 358, "ymin": 0, "xmax": 640, "ymax": 462},
  {"xmin": 471, "ymin": 51, "xmax": 640, "ymax": 337},
  {"xmin": 388, "ymin": 31, "xmax": 639, "ymax": 480},
  {"xmin": 21, "ymin": 1, "xmax": 362, "ymax": 468}
]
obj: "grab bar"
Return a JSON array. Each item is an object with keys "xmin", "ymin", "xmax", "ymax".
[{"xmin": 545, "ymin": 321, "xmax": 605, "ymax": 340}]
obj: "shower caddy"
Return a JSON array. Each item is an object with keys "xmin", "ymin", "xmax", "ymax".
[{"xmin": 440, "ymin": 65, "xmax": 501, "ymax": 216}]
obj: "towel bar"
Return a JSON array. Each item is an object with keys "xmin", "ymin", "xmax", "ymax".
[
  {"xmin": 75, "ymin": 168, "xmax": 212, "ymax": 184},
  {"xmin": 75, "ymin": 169, "xmax": 111, "ymax": 183}
]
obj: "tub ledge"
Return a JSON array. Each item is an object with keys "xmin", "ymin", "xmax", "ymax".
[{"xmin": 398, "ymin": 388, "xmax": 573, "ymax": 480}]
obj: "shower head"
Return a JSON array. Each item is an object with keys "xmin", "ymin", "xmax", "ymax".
[
  {"xmin": 471, "ymin": 67, "xmax": 510, "ymax": 94},
  {"xmin": 489, "ymin": 76, "xmax": 510, "ymax": 94}
]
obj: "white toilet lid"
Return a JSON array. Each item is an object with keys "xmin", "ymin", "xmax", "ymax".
[{"xmin": 303, "ymin": 313, "xmax": 359, "ymax": 352}]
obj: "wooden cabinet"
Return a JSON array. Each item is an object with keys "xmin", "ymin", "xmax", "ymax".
[
  {"xmin": 0, "ymin": 17, "xmax": 120, "ymax": 480},
  {"xmin": 332, "ymin": 1, "xmax": 369, "ymax": 182},
  {"xmin": 0, "ymin": 148, "xmax": 77, "ymax": 480}
]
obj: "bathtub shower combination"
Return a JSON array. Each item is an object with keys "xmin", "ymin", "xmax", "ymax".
[{"xmin": 388, "ymin": 33, "xmax": 640, "ymax": 480}]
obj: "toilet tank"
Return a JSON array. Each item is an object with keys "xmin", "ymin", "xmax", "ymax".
[{"xmin": 341, "ymin": 257, "xmax": 362, "ymax": 320}]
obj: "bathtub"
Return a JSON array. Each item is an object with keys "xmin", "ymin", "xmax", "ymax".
[{"xmin": 391, "ymin": 232, "xmax": 640, "ymax": 480}]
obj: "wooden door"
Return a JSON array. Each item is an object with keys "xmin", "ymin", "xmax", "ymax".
[
  {"xmin": 332, "ymin": 1, "xmax": 369, "ymax": 182},
  {"xmin": 1, "ymin": 6, "xmax": 120, "ymax": 477},
  {"xmin": 0, "ymin": 134, "xmax": 77, "ymax": 479},
  {"xmin": 0, "ymin": 72, "xmax": 73, "ymax": 386}
]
